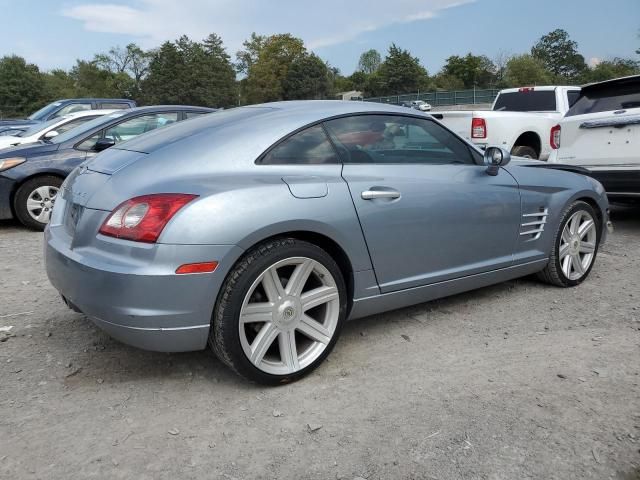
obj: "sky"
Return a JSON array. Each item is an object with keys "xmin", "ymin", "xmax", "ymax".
[{"xmin": 1, "ymin": 0, "xmax": 638, "ymax": 75}]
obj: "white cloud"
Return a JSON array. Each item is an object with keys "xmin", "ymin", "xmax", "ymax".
[
  {"xmin": 62, "ymin": 0, "xmax": 474, "ymax": 54},
  {"xmin": 588, "ymin": 57, "xmax": 602, "ymax": 68}
]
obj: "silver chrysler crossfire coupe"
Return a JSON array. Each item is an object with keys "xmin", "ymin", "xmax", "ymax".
[{"xmin": 45, "ymin": 101, "xmax": 610, "ymax": 384}]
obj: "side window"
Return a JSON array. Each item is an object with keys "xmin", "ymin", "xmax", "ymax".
[
  {"xmin": 103, "ymin": 113, "xmax": 179, "ymax": 143},
  {"xmin": 76, "ymin": 113, "xmax": 179, "ymax": 151},
  {"xmin": 48, "ymin": 116, "xmax": 97, "ymax": 137},
  {"xmin": 100, "ymin": 103, "xmax": 130, "ymax": 110},
  {"xmin": 324, "ymin": 115, "xmax": 475, "ymax": 165},
  {"xmin": 260, "ymin": 124, "xmax": 339, "ymax": 165},
  {"xmin": 51, "ymin": 103, "xmax": 92, "ymax": 119},
  {"xmin": 567, "ymin": 90, "xmax": 580, "ymax": 108}
]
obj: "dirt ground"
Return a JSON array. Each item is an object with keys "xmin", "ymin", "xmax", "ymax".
[{"xmin": 1, "ymin": 207, "xmax": 639, "ymax": 480}]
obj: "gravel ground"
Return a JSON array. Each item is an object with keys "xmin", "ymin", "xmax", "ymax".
[{"xmin": 1, "ymin": 207, "xmax": 639, "ymax": 480}]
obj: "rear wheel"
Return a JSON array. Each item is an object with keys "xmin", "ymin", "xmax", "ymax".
[
  {"xmin": 210, "ymin": 238, "xmax": 347, "ymax": 385},
  {"xmin": 13, "ymin": 175, "xmax": 63, "ymax": 230},
  {"xmin": 537, "ymin": 201, "xmax": 600, "ymax": 287},
  {"xmin": 511, "ymin": 145, "xmax": 538, "ymax": 159}
]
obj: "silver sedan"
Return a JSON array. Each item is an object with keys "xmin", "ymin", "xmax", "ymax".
[{"xmin": 45, "ymin": 101, "xmax": 610, "ymax": 384}]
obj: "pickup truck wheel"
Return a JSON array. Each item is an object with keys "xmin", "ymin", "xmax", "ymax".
[{"xmin": 511, "ymin": 146, "xmax": 538, "ymax": 159}]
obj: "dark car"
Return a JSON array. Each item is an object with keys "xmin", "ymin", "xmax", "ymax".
[
  {"xmin": 0, "ymin": 98, "xmax": 137, "ymax": 132},
  {"xmin": 0, "ymin": 105, "xmax": 215, "ymax": 229}
]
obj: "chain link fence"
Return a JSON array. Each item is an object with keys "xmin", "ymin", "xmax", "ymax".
[{"xmin": 363, "ymin": 88, "xmax": 500, "ymax": 107}]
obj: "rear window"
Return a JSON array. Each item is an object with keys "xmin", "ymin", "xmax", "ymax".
[
  {"xmin": 566, "ymin": 81, "xmax": 640, "ymax": 117},
  {"xmin": 493, "ymin": 91, "xmax": 557, "ymax": 112}
]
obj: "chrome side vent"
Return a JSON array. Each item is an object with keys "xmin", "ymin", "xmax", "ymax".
[{"xmin": 520, "ymin": 208, "xmax": 548, "ymax": 240}]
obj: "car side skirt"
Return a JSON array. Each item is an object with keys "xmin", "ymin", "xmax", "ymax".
[{"xmin": 348, "ymin": 259, "xmax": 549, "ymax": 320}]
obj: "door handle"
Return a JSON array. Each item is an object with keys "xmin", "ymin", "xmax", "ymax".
[{"xmin": 361, "ymin": 190, "xmax": 401, "ymax": 200}]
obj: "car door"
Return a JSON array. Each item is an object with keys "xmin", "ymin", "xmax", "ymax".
[{"xmin": 325, "ymin": 114, "xmax": 521, "ymax": 293}]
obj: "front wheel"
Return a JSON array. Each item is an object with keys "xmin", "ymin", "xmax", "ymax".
[
  {"xmin": 537, "ymin": 201, "xmax": 601, "ymax": 287},
  {"xmin": 13, "ymin": 175, "xmax": 63, "ymax": 230},
  {"xmin": 210, "ymin": 238, "xmax": 347, "ymax": 385}
]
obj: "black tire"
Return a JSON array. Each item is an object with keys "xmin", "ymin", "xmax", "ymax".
[
  {"xmin": 537, "ymin": 201, "xmax": 601, "ymax": 287},
  {"xmin": 13, "ymin": 175, "xmax": 63, "ymax": 231},
  {"xmin": 209, "ymin": 238, "xmax": 347, "ymax": 385},
  {"xmin": 511, "ymin": 145, "xmax": 538, "ymax": 159}
]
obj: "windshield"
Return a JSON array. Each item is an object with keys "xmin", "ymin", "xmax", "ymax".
[
  {"xmin": 51, "ymin": 111, "xmax": 127, "ymax": 144},
  {"xmin": 28, "ymin": 101, "xmax": 63, "ymax": 120},
  {"xmin": 17, "ymin": 117, "xmax": 66, "ymax": 138},
  {"xmin": 566, "ymin": 80, "xmax": 640, "ymax": 117},
  {"xmin": 493, "ymin": 91, "xmax": 557, "ymax": 112}
]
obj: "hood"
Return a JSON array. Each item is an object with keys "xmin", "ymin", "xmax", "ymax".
[
  {"xmin": 0, "ymin": 136, "xmax": 23, "ymax": 149},
  {"xmin": 0, "ymin": 141, "xmax": 59, "ymax": 158}
]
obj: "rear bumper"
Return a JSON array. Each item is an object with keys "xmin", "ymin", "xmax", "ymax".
[
  {"xmin": 45, "ymin": 225, "xmax": 243, "ymax": 352},
  {"xmin": 0, "ymin": 175, "xmax": 15, "ymax": 220}
]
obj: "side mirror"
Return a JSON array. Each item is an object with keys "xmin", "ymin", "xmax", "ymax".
[
  {"xmin": 43, "ymin": 130, "xmax": 59, "ymax": 139},
  {"xmin": 484, "ymin": 146, "xmax": 511, "ymax": 176},
  {"xmin": 94, "ymin": 137, "xmax": 116, "ymax": 152}
]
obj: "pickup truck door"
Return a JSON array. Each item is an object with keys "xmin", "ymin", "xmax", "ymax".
[{"xmin": 325, "ymin": 114, "xmax": 521, "ymax": 293}]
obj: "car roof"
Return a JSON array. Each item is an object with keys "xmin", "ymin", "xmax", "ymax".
[
  {"xmin": 51, "ymin": 98, "xmax": 135, "ymax": 103},
  {"xmin": 498, "ymin": 85, "xmax": 580, "ymax": 94},
  {"xmin": 112, "ymin": 100, "xmax": 431, "ymax": 161},
  {"xmin": 62, "ymin": 109, "xmax": 118, "ymax": 119},
  {"xmin": 581, "ymin": 74, "xmax": 640, "ymax": 92}
]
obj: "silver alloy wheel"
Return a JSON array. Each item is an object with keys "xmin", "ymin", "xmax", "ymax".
[
  {"xmin": 26, "ymin": 185, "xmax": 59, "ymax": 224},
  {"xmin": 238, "ymin": 257, "xmax": 340, "ymax": 375},
  {"xmin": 559, "ymin": 210, "xmax": 597, "ymax": 281}
]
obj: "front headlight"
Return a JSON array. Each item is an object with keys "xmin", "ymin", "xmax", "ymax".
[{"xmin": 0, "ymin": 157, "xmax": 26, "ymax": 172}]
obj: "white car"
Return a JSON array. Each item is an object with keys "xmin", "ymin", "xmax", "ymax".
[
  {"xmin": 549, "ymin": 75, "xmax": 640, "ymax": 202},
  {"xmin": 411, "ymin": 100, "xmax": 432, "ymax": 111},
  {"xmin": 0, "ymin": 110, "xmax": 116, "ymax": 150},
  {"xmin": 433, "ymin": 86, "xmax": 581, "ymax": 160}
]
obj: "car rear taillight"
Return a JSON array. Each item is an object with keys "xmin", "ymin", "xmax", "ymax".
[
  {"xmin": 471, "ymin": 117, "xmax": 487, "ymax": 139},
  {"xmin": 519, "ymin": 87, "xmax": 535, "ymax": 92},
  {"xmin": 550, "ymin": 124, "xmax": 561, "ymax": 149},
  {"xmin": 99, "ymin": 193, "xmax": 198, "ymax": 243}
]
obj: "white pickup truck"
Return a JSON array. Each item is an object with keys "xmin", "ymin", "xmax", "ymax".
[{"xmin": 431, "ymin": 86, "xmax": 581, "ymax": 160}]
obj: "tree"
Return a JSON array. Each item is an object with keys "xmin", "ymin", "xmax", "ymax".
[
  {"xmin": 42, "ymin": 69, "xmax": 77, "ymax": 100},
  {"xmin": 95, "ymin": 43, "xmax": 151, "ymax": 98},
  {"xmin": 282, "ymin": 53, "xmax": 331, "ymax": 100},
  {"xmin": 240, "ymin": 34, "xmax": 307, "ymax": 103},
  {"xmin": 493, "ymin": 51, "xmax": 512, "ymax": 87},
  {"xmin": 374, "ymin": 44, "xmax": 428, "ymax": 96},
  {"xmin": 441, "ymin": 53, "xmax": 496, "ymax": 89},
  {"xmin": 0, "ymin": 55, "xmax": 47, "ymax": 118},
  {"xmin": 70, "ymin": 60, "xmax": 131, "ymax": 98},
  {"xmin": 142, "ymin": 34, "xmax": 237, "ymax": 107},
  {"xmin": 504, "ymin": 54, "xmax": 552, "ymax": 86},
  {"xmin": 358, "ymin": 49, "xmax": 381, "ymax": 74},
  {"xmin": 531, "ymin": 29, "xmax": 586, "ymax": 79},
  {"xmin": 583, "ymin": 57, "xmax": 640, "ymax": 83},
  {"xmin": 432, "ymin": 72, "xmax": 464, "ymax": 91}
]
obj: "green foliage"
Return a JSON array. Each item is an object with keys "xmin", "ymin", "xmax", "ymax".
[
  {"xmin": 0, "ymin": 55, "xmax": 47, "ymax": 118},
  {"xmin": 372, "ymin": 44, "xmax": 428, "ymax": 96},
  {"xmin": 283, "ymin": 54, "xmax": 331, "ymax": 100},
  {"xmin": 142, "ymin": 34, "xmax": 236, "ymax": 108},
  {"xmin": 441, "ymin": 53, "xmax": 496, "ymax": 89},
  {"xmin": 358, "ymin": 49, "xmax": 382, "ymax": 75},
  {"xmin": 581, "ymin": 58, "xmax": 640, "ymax": 83},
  {"xmin": 531, "ymin": 29, "xmax": 586, "ymax": 80},
  {"xmin": 240, "ymin": 34, "xmax": 307, "ymax": 103},
  {"xmin": 1, "ymin": 28, "xmax": 637, "ymax": 116},
  {"xmin": 504, "ymin": 54, "xmax": 552, "ymax": 87}
]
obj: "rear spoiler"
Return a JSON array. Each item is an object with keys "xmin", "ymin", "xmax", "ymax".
[{"xmin": 523, "ymin": 163, "xmax": 592, "ymax": 176}]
